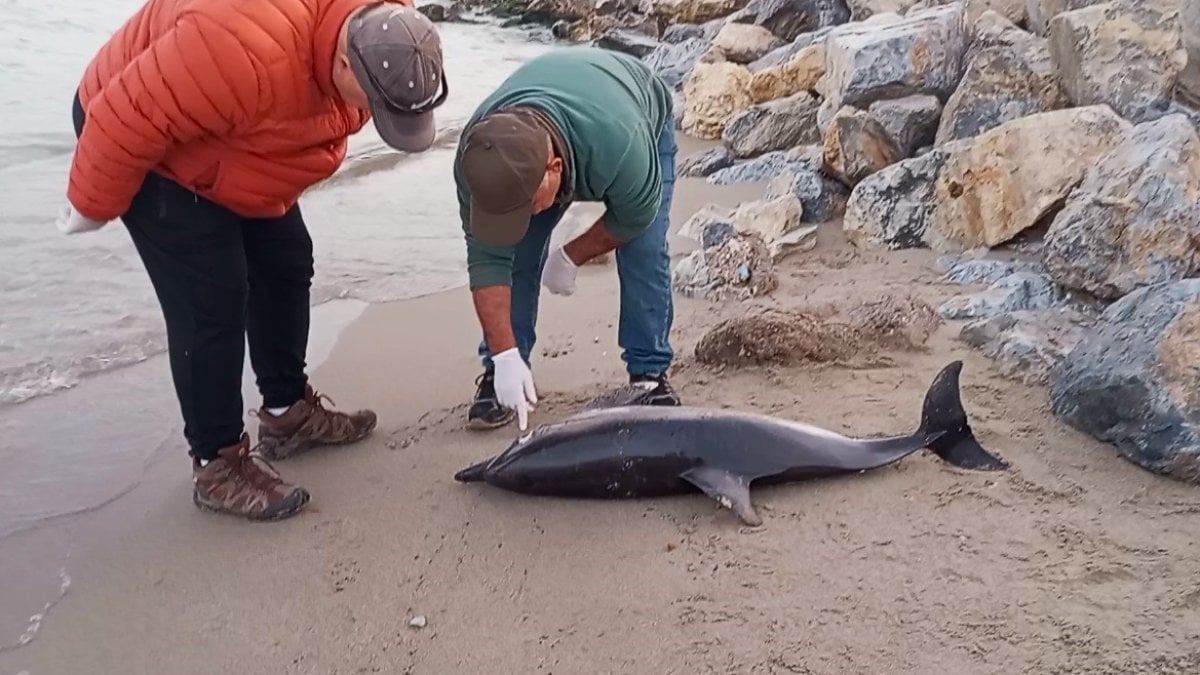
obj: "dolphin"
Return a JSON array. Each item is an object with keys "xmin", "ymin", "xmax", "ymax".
[{"xmin": 454, "ymin": 361, "xmax": 1009, "ymax": 525}]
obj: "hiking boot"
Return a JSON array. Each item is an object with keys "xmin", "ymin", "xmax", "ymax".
[
  {"xmin": 466, "ymin": 371, "xmax": 515, "ymax": 431},
  {"xmin": 254, "ymin": 384, "xmax": 377, "ymax": 460},
  {"xmin": 192, "ymin": 433, "xmax": 310, "ymax": 520},
  {"xmin": 630, "ymin": 372, "xmax": 681, "ymax": 406}
]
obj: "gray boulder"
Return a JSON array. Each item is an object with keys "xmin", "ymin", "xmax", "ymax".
[
  {"xmin": 708, "ymin": 145, "xmax": 823, "ymax": 183},
  {"xmin": 679, "ymin": 146, "xmax": 736, "ymax": 176},
  {"xmin": 764, "ymin": 167, "xmax": 851, "ymax": 222},
  {"xmin": 1026, "ymin": 0, "xmax": 1106, "ymax": 36},
  {"xmin": 959, "ymin": 307, "xmax": 1096, "ymax": 384},
  {"xmin": 937, "ymin": 271, "xmax": 1061, "ymax": 320},
  {"xmin": 942, "ymin": 258, "xmax": 1045, "ymax": 285},
  {"xmin": 1043, "ymin": 114, "xmax": 1200, "ymax": 300},
  {"xmin": 1050, "ymin": 279, "xmax": 1200, "ymax": 482},
  {"xmin": 645, "ymin": 37, "xmax": 714, "ymax": 90},
  {"xmin": 867, "ymin": 95, "xmax": 941, "ymax": 158},
  {"xmin": 936, "ymin": 13, "xmax": 1066, "ymax": 143},
  {"xmin": 663, "ymin": 20, "xmax": 725, "ymax": 42},
  {"xmin": 731, "ymin": 0, "xmax": 851, "ymax": 42},
  {"xmin": 822, "ymin": 4, "xmax": 968, "ymax": 113},
  {"xmin": 842, "ymin": 147, "xmax": 949, "ymax": 249},
  {"xmin": 1048, "ymin": 0, "xmax": 1187, "ymax": 124},
  {"xmin": 594, "ymin": 29, "xmax": 662, "ymax": 57},
  {"xmin": 722, "ymin": 92, "xmax": 822, "ymax": 158}
]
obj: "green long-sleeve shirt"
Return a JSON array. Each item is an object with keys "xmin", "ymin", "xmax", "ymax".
[{"xmin": 454, "ymin": 47, "xmax": 674, "ymax": 289}]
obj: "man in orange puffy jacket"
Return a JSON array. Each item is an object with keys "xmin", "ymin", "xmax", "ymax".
[{"xmin": 59, "ymin": 0, "xmax": 447, "ymax": 521}]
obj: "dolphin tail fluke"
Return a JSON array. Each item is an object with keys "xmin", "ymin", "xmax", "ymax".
[
  {"xmin": 917, "ymin": 361, "xmax": 1009, "ymax": 471},
  {"xmin": 454, "ymin": 457, "xmax": 492, "ymax": 482}
]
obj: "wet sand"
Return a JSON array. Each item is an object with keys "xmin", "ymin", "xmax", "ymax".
[{"xmin": 4, "ymin": 147, "xmax": 1200, "ymax": 674}]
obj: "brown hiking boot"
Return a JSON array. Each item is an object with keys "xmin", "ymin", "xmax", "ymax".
[
  {"xmin": 254, "ymin": 384, "xmax": 377, "ymax": 461},
  {"xmin": 192, "ymin": 433, "xmax": 310, "ymax": 520}
]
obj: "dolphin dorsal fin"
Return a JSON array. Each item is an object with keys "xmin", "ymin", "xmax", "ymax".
[{"xmin": 679, "ymin": 466, "xmax": 762, "ymax": 527}]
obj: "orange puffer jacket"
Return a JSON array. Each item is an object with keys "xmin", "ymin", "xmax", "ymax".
[{"xmin": 69, "ymin": 0, "xmax": 399, "ymax": 221}]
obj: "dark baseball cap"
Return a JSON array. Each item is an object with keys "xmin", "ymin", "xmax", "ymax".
[
  {"xmin": 347, "ymin": 3, "xmax": 447, "ymax": 153},
  {"xmin": 460, "ymin": 110, "xmax": 551, "ymax": 247}
]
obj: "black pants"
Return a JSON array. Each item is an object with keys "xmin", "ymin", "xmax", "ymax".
[{"xmin": 72, "ymin": 93, "xmax": 314, "ymax": 461}]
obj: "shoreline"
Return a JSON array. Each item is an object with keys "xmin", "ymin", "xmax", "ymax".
[{"xmin": 5, "ymin": 135, "xmax": 1200, "ymax": 672}]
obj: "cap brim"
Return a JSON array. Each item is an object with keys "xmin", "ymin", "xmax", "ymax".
[
  {"xmin": 371, "ymin": 104, "xmax": 436, "ymax": 153},
  {"xmin": 469, "ymin": 198, "xmax": 531, "ymax": 247}
]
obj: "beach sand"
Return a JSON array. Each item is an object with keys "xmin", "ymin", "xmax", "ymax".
[{"xmin": 4, "ymin": 147, "xmax": 1200, "ymax": 675}]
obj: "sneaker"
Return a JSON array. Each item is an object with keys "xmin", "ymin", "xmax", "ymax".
[
  {"xmin": 467, "ymin": 371, "xmax": 515, "ymax": 431},
  {"xmin": 192, "ymin": 433, "xmax": 310, "ymax": 520},
  {"xmin": 630, "ymin": 372, "xmax": 681, "ymax": 406},
  {"xmin": 254, "ymin": 384, "xmax": 377, "ymax": 461}
]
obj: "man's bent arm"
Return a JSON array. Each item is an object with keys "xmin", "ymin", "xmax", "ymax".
[
  {"xmin": 472, "ymin": 285, "xmax": 517, "ymax": 356},
  {"xmin": 563, "ymin": 215, "xmax": 623, "ymax": 265}
]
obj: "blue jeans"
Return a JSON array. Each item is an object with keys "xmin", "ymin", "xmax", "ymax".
[{"xmin": 478, "ymin": 123, "xmax": 678, "ymax": 377}]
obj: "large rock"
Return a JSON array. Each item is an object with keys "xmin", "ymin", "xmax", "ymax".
[
  {"xmin": 928, "ymin": 105, "xmax": 1131, "ymax": 252},
  {"xmin": 822, "ymin": 3, "xmax": 969, "ymax": 113},
  {"xmin": 867, "ymin": 94, "xmax": 941, "ymax": 157},
  {"xmin": 524, "ymin": 0, "xmax": 592, "ymax": 22},
  {"xmin": 594, "ymin": 29, "xmax": 662, "ymax": 56},
  {"xmin": 1049, "ymin": 280, "xmax": 1200, "ymax": 482},
  {"xmin": 959, "ymin": 307, "xmax": 1096, "ymax": 384},
  {"xmin": 682, "ymin": 62, "xmax": 754, "ymax": 139},
  {"xmin": 1026, "ymin": 0, "xmax": 1105, "ymax": 36},
  {"xmin": 645, "ymin": 37, "xmax": 715, "ymax": 90},
  {"xmin": 731, "ymin": 194, "xmax": 806, "ymax": 240},
  {"xmin": 843, "ymin": 146, "xmax": 950, "ymax": 249},
  {"xmin": 937, "ymin": 270, "xmax": 1061, "ymax": 319},
  {"xmin": 640, "ymin": 0, "xmax": 749, "ymax": 23},
  {"xmin": 749, "ymin": 44, "xmax": 825, "ymax": 101},
  {"xmin": 713, "ymin": 23, "xmax": 786, "ymax": 63},
  {"xmin": 663, "ymin": 20, "xmax": 726, "ymax": 42},
  {"xmin": 748, "ymin": 26, "xmax": 834, "ymax": 70},
  {"xmin": 1180, "ymin": 0, "xmax": 1200, "ymax": 106},
  {"xmin": 846, "ymin": 0, "xmax": 925, "ymax": 18},
  {"xmin": 707, "ymin": 145, "xmax": 823, "ymax": 183},
  {"xmin": 822, "ymin": 105, "xmax": 902, "ymax": 185},
  {"xmin": 679, "ymin": 145, "xmax": 736, "ymax": 176},
  {"xmin": 765, "ymin": 167, "xmax": 851, "ymax": 222},
  {"xmin": 964, "ymin": 0, "xmax": 1027, "ymax": 23},
  {"xmin": 1043, "ymin": 115, "xmax": 1200, "ymax": 300},
  {"xmin": 722, "ymin": 91, "xmax": 822, "ymax": 157},
  {"xmin": 1048, "ymin": 0, "xmax": 1188, "ymax": 124},
  {"xmin": 732, "ymin": 0, "xmax": 851, "ymax": 42},
  {"xmin": 936, "ymin": 14, "xmax": 1066, "ymax": 143}
]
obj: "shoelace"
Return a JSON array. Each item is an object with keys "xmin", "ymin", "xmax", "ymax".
[{"xmin": 216, "ymin": 440, "xmax": 283, "ymax": 491}]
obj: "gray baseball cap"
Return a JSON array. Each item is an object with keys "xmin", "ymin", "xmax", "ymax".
[{"xmin": 347, "ymin": 3, "xmax": 447, "ymax": 152}]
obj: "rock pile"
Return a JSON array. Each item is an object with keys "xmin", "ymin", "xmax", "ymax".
[
  {"xmin": 472, "ymin": 0, "xmax": 1200, "ymax": 480},
  {"xmin": 609, "ymin": 0, "xmax": 1200, "ymax": 484}
]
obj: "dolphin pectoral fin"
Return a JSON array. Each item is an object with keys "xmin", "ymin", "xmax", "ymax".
[{"xmin": 679, "ymin": 467, "xmax": 762, "ymax": 527}]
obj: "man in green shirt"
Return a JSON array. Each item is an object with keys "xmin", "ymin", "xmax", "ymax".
[{"xmin": 453, "ymin": 47, "xmax": 680, "ymax": 431}]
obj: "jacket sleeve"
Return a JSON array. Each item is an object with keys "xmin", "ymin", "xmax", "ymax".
[{"xmin": 67, "ymin": 12, "xmax": 264, "ymax": 221}]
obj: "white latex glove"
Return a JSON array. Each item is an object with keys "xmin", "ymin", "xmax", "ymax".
[
  {"xmin": 55, "ymin": 206, "xmax": 107, "ymax": 234},
  {"xmin": 492, "ymin": 347, "xmax": 538, "ymax": 431},
  {"xmin": 541, "ymin": 246, "xmax": 578, "ymax": 296}
]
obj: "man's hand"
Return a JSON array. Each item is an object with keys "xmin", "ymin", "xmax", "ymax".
[
  {"xmin": 492, "ymin": 348, "xmax": 537, "ymax": 431},
  {"xmin": 541, "ymin": 246, "xmax": 578, "ymax": 296},
  {"xmin": 55, "ymin": 206, "xmax": 107, "ymax": 234},
  {"xmin": 562, "ymin": 215, "xmax": 622, "ymax": 266}
]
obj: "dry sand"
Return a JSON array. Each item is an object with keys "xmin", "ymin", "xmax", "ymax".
[{"xmin": 4, "ymin": 152, "xmax": 1200, "ymax": 675}]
